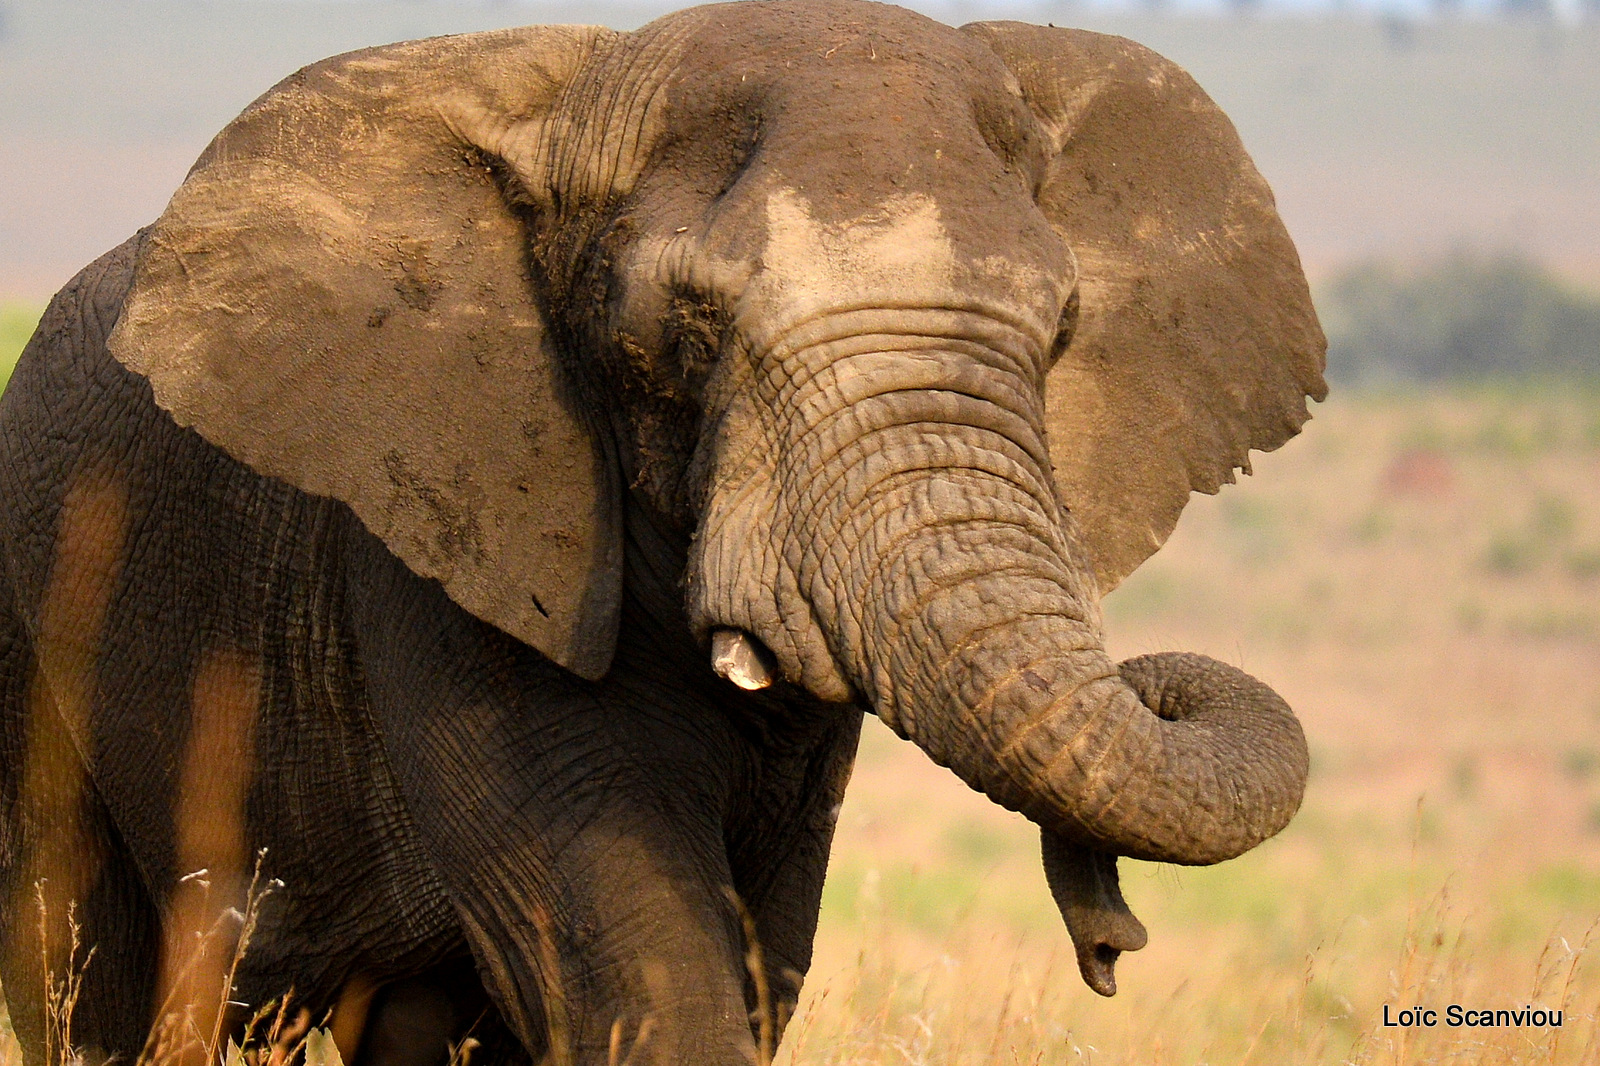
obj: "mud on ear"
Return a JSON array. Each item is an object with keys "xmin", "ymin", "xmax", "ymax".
[
  {"xmin": 964, "ymin": 22, "xmax": 1328, "ymax": 593},
  {"xmin": 108, "ymin": 25, "xmax": 626, "ymax": 679}
]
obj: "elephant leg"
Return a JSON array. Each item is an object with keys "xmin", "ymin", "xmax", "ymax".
[
  {"xmin": 0, "ymin": 586, "xmax": 162, "ymax": 1065},
  {"xmin": 723, "ymin": 707, "xmax": 863, "ymax": 1049},
  {"xmin": 344, "ymin": 536, "xmax": 764, "ymax": 1066},
  {"xmin": 371, "ymin": 711, "xmax": 757, "ymax": 1066},
  {"xmin": 1, "ymin": 806, "xmax": 163, "ymax": 1066}
]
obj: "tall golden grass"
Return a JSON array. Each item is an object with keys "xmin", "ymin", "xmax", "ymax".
[
  {"xmin": 4, "ymin": 386, "xmax": 1598, "ymax": 1062},
  {"xmin": 1, "ymin": 854, "xmax": 370, "ymax": 1066}
]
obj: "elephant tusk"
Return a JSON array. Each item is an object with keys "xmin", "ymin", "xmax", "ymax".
[{"xmin": 710, "ymin": 628, "xmax": 774, "ymax": 691}]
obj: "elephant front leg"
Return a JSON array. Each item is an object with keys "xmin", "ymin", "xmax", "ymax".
[
  {"xmin": 721, "ymin": 703, "xmax": 864, "ymax": 1053},
  {"xmin": 347, "ymin": 551, "xmax": 765, "ymax": 1065},
  {"xmin": 385, "ymin": 710, "xmax": 760, "ymax": 1066}
]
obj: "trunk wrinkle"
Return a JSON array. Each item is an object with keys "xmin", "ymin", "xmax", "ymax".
[
  {"xmin": 758, "ymin": 345, "xmax": 1042, "ymax": 429},
  {"xmin": 787, "ymin": 383, "xmax": 1046, "ymax": 457},
  {"xmin": 861, "ymin": 550, "xmax": 1064, "ymax": 716},
  {"xmin": 792, "ymin": 454, "xmax": 1060, "ymax": 558},
  {"xmin": 777, "ymin": 391, "xmax": 1046, "ymax": 474},
  {"xmin": 771, "ymin": 348, "xmax": 1044, "ymax": 426},
  {"xmin": 791, "ymin": 440, "xmax": 1057, "ymax": 531},
  {"xmin": 763, "ymin": 342, "xmax": 1044, "ymax": 428},
  {"xmin": 1038, "ymin": 692, "xmax": 1151, "ymax": 829},
  {"xmin": 791, "ymin": 460, "xmax": 1052, "ymax": 555},
  {"xmin": 739, "ymin": 304, "xmax": 1050, "ymax": 370},
  {"xmin": 925, "ymin": 611, "xmax": 1102, "ymax": 697},
  {"xmin": 814, "ymin": 538, "xmax": 1059, "ymax": 706},
  {"xmin": 860, "ymin": 543, "xmax": 1072, "ymax": 659},
  {"xmin": 866, "ymin": 579, "xmax": 1089, "ymax": 740},
  {"xmin": 768, "ymin": 333, "xmax": 1038, "ymax": 381}
]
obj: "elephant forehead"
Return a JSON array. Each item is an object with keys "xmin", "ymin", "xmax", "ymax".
[{"xmin": 751, "ymin": 188, "xmax": 1059, "ymax": 325}]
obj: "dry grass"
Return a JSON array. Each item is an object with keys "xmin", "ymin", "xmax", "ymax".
[
  {"xmin": 4, "ymin": 386, "xmax": 1599, "ymax": 1063},
  {"xmin": 0, "ymin": 855, "xmax": 362, "ymax": 1066}
]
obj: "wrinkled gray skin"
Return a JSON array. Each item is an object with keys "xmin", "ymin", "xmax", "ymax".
[{"xmin": 0, "ymin": 2, "xmax": 1325, "ymax": 1064}]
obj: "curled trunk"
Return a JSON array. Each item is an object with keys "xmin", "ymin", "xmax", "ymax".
[
  {"xmin": 762, "ymin": 322, "xmax": 1309, "ymax": 868},
  {"xmin": 843, "ymin": 511, "xmax": 1307, "ymax": 866}
]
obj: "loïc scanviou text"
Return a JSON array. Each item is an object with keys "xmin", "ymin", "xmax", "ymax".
[{"xmin": 1383, "ymin": 1005, "xmax": 1563, "ymax": 1028}]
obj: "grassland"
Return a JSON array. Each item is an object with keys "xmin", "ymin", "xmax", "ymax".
[{"xmin": 2, "ymin": 369, "xmax": 1597, "ymax": 1061}]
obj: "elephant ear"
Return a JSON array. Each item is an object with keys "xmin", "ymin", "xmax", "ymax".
[
  {"xmin": 108, "ymin": 26, "xmax": 628, "ymax": 680},
  {"xmin": 963, "ymin": 23, "xmax": 1328, "ymax": 593}
]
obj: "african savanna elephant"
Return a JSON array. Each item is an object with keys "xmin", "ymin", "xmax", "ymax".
[{"xmin": 0, "ymin": 1, "xmax": 1325, "ymax": 1062}]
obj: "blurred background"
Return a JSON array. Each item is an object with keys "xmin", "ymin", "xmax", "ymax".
[{"xmin": 2, "ymin": 1, "xmax": 1598, "ymax": 1062}]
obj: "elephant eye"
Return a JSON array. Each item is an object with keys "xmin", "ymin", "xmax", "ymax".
[{"xmin": 1047, "ymin": 288, "xmax": 1080, "ymax": 367}]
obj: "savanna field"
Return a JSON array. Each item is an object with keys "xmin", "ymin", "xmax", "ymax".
[{"xmin": 0, "ymin": 308, "xmax": 1596, "ymax": 1062}]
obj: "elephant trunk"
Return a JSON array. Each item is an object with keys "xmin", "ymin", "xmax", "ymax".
[
  {"xmin": 858, "ymin": 591, "xmax": 1309, "ymax": 867},
  {"xmin": 755, "ymin": 315, "xmax": 1309, "ymax": 868}
]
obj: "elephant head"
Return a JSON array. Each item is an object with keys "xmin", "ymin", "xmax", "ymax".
[{"xmin": 107, "ymin": 0, "xmax": 1324, "ymax": 996}]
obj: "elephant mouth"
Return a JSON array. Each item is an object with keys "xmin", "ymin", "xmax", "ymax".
[
  {"xmin": 708, "ymin": 633, "xmax": 1151, "ymax": 997},
  {"xmin": 705, "ymin": 624, "xmax": 1153, "ymax": 996}
]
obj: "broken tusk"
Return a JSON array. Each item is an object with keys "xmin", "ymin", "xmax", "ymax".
[{"xmin": 710, "ymin": 628, "xmax": 774, "ymax": 691}]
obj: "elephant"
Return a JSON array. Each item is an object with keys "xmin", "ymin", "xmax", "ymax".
[{"xmin": 0, "ymin": 1, "xmax": 1326, "ymax": 1063}]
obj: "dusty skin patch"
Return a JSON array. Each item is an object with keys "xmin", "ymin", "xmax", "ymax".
[
  {"xmin": 744, "ymin": 188, "xmax": 1060, "ymax": 355},
  {"xmin": 760, "ymin": 188, "xmax": 957, "ymax": 314}
]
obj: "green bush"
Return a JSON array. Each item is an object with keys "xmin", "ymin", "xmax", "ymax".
[
  {"xmin": 0, "ymin": 305, "xmax": 43, "ymax": 390},
  {"xmin": 1317, "ymin": 255, "xmax": 1600, "ymax": 385}
]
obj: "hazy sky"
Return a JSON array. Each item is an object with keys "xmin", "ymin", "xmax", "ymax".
[
  {"xmin": 3, "ymin": 0, "xmax": 1598, "ymax": 298},
  {"xmin": 14, "ymin": 0, "xmax": 1590, "ymax": 17}
]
